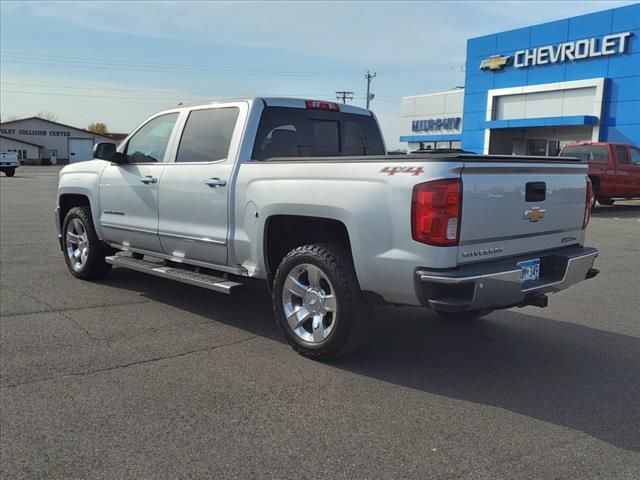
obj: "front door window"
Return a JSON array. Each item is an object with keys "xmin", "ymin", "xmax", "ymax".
[{"xmin": 125, "ymin": 113, "xmax": 179, "ymax": 164}]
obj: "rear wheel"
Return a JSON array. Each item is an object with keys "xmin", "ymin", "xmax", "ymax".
[
  {"xmin": 437, "ymin": 309, "xmax": 493, "ymax": 321},
  {"xmin": 272, "ymin": 244, "xmax": 369, "ymax": 360},
  {"xmin": 62, "ymin": 206, "xmax": 113, "ymax": 279}
]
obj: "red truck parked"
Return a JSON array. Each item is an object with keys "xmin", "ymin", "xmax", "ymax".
[{"xmin": 559, "ymin": 142, "xmax": 640, "ymax": 209}]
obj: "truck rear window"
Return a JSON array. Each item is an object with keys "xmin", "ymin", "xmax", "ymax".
[
  {"xmin": 252, "ymin": 107, "xmax": 385, "ymax": 160},
  {"xmin": 560, "ymin": 145, "xmax": 610, "ymax": 163}
]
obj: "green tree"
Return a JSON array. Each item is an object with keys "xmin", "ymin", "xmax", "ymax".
[{"xmin": 87, "ymin": 122, "xmax": 109, "ymax": 135}]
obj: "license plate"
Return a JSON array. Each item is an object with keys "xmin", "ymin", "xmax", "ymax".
[{"xmin": 518, "ymin": 258, "xmax": 540, "ymax": 282}]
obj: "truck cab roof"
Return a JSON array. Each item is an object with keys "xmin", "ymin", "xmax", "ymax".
[{"xmin": 170, "ymin": 97, "xmax": 374, "ymax": 117}]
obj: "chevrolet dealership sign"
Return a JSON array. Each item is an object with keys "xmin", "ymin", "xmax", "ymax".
[{"xmin": 480, "ymin": 31, "xmax": 633, "ymax": 70}]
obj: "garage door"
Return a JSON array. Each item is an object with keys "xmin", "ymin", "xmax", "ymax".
[{"xmin": 69, "ymin": 138, "xmax": 94, "ymax": 163}]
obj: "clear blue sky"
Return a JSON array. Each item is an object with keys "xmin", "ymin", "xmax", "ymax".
[{"xmin": 0, "ymin": 0, "xmax": 634, "ymax": 148}]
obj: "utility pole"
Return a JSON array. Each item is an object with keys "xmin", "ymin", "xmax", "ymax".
[
  {"xmin": 365, "ymin": 70, "xmax": 376, "ymax": 109},
  {"xmin": 335, "ymin": 91, "xmax": 354, "ymax": 104}
]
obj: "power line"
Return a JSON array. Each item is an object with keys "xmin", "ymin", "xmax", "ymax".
[
  {"xmin": 0, "ymin": 89, "xmax": 340, "ymax": 102},
  {"xmin": 0, "ymin": 81, "xmax": 333, "ymax": 98},
  {"xmin": 0, "ymin": 51, "xmax": 465, "ymax": 77},
  {"xmin": 0, "ymin": 53, "xmax": 362, "ymax": 78},
  {"xmin": 335, "ymin": 91, "xmax": 354, "ymax": 104},
  {"xmin": 0, "ymin": 50, "xmax": 364, "ymax": 74},
  {"xmin": 0, "ymin": 89, "xmax": 206, "ymax": 102}
]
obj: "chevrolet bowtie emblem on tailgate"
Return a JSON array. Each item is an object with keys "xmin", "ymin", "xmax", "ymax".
[
  {"xmin": 480, "ymin": 55, "xmax": 511, "ymax": 71},
  {"xmin": 524, "ymin": 207, "xmax": 546, "ymax": 222}
]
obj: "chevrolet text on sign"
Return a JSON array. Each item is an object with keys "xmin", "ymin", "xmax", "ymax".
[{"xmin": 515, "ymin": 32, "xmax": 633, "ymax": 68}]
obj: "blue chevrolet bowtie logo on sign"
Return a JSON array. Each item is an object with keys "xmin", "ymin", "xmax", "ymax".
[{"xmin": 479, "ymin": 55, "xmax": 512, "ymax": 71}]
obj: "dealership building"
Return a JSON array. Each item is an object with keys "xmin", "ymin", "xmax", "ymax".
[
  {"xmin": 0, "ymin": 117, "xmax": 117, "ymax": 164},
  {"xmin": 400, "ymin": 4, "xmax": 640, "ymax": 154}
]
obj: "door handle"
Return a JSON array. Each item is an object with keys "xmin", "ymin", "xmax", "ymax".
[
  {"xmin": 140, "ymin": 176, "xmax": 158, "ymax": 184},
  {"xmin": 205, "ymin": 178, "xmax": 227, "ymax": 187}
]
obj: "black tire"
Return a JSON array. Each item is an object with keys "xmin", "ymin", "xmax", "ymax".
[
  {"xmin": 436, "ymin": 309, "xmax": 493, "ymax": 321},
  {"xmin": 598, "ymin": 198, "xmax": 615, "ymax": 206},
  {"xmin": 272, "ymin": 244, "xmax": 370, "ymax": 360},
  {"xmin": 3, "ymin": 168, "xmax": 15, "ymax": 177},
  {"xmin": 590, "ymin": 183, "xmax": 598, "ymax": 210},
  {"xmin": 62, "ymin": 206, "xmax": 113, "ymax": 280}
]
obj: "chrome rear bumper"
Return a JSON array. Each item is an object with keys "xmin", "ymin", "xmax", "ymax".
[{"xmin": 416, "ymin": 246, "xmax": 599, "ymax": 313}]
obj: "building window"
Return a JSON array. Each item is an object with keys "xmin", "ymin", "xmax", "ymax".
[
  {"xmin": 526, "ymin": 139, "xmax": 547, "ymax": 156},
  {"xmin": 418, "ymin": 141, "xmax": 436, "ymax": 150}
]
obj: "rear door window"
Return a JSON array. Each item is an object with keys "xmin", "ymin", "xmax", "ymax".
[
  {"xmin": 630, "ymin": 147, "xmax": 640, "ymax": 165},
  {"xmin": 559, "ymin": 145, "xmax": 610, "ymax": 163},
  {"xmin": 176, "ymin": 107, "xmax": 239, "ymax": 163},
  {"xmin": 615, "ymin": 146, "xmax": 630, "ymax": 165},
  {"xmin": 252, "ymin": 107, "xmax": 384, "ymax": 160}
]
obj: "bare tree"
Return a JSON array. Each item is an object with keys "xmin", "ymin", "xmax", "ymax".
[{"xmin": 36, "ymin": 111, "xmax": 59, "ymax": 122}]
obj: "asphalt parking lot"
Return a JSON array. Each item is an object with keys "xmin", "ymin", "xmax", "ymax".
[{"xmin": 1, "ymin": 166, "xmax": 639, "ymax": 479}]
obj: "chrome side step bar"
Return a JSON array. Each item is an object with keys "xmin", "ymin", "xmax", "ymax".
[{"xmin": 105, "ymin": 255, "xmax": 243, "ymax": 294}]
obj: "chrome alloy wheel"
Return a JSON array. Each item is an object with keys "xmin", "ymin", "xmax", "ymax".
[
  {"xmin": 65, "ymin": 218, "xmax": 89, "ymax": 272},
  {"xmin": 282, "ymin": 263, "xmax": 338, "ymax": 344}
]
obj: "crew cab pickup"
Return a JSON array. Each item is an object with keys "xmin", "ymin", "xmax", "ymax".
[
  {"xmin": 55, "ymin": 98, "xmax": 599, "ymax": 359},
  {"xmin": 559, "ymin": 142, "xmax": 640, "ymax": 208}
]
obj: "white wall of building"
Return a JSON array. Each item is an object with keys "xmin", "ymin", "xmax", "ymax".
[
  {"xmin": 401, "ymin": 89, "xmax": 464, "ymax": 150},
  {"xmin": 0, "ymin": 137, "xmax": 41, "ymax": 162},
  {"xmin": 402, "ymin": 89, "xmax": 464, "ymax": 122},
  {"xmin": 0, "ymin": 118, "xmax": 116, "ymax": 163},
  {"xmin": 494, "ymin": 87, "xmax": 598, "ymax": 120},
  {"xmin": 484, "ymin": 78, "xmax": 605, "ymax": 153}
]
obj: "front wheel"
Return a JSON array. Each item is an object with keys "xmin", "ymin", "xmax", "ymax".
[
  {"xmin": 62, "ymin": 206, "xmax": 113, "ymax": 280},
  {"xmin": 2, "ymin": 168, "xmax": 15, "ymax": 177},
  {"xmin": 598, "ymin": 198, "xmax": 615, "ymax": 206},
  {"xmin": 272, "ymin": 244, "xmax": 369, "ymax": 360}
]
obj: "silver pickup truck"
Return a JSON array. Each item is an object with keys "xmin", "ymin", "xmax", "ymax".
[{"xmin": 55, "ymin": 98, "xmax": 599, "ymax": 359}]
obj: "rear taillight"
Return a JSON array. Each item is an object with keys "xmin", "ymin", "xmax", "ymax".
[
  {"xmin": 305, "ymin": 100, "xmax": 340, "ymax": 111},
  {"xmin": 412, "ymin": 179, "xmax": 462, "ymax": 246},
  {"xmin": 583, "ymin": 177, "xmax": 592, "ymax": 229}
]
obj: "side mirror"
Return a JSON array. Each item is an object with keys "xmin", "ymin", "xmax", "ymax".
[{"xmin": 94, "ymin": 142, "xmax": 126, "ymax": 164}]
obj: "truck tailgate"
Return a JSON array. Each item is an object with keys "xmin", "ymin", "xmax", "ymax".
[{"xmin": 458, "ymin": 161, "xmax": 588, "ymax": 264}]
